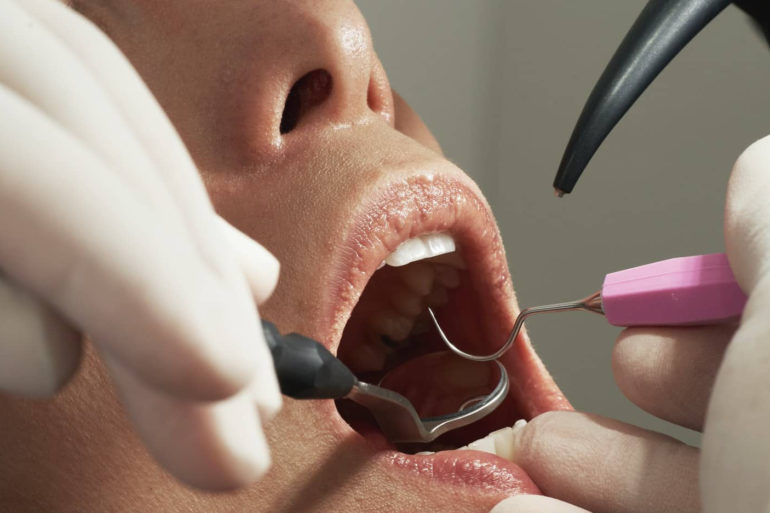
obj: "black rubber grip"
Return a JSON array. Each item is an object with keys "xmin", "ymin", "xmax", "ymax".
[
  {"xmin": 261, "ymin": 320, "xmax": 355, "ymax": 399},
  {"xmin": 554, "ymin": 0, "xmax": 731, "ymax": 194}
]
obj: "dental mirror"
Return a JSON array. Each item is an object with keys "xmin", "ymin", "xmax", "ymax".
[{"xmin": 346, "ymin": 351, "xmax": 509, "ymax": 443}]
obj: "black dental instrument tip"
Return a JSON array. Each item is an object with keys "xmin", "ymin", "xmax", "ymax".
[
  {"xmin": 262, "ymin": 320, "xmax": 355, "ymax": 400},
  {"xmin": 554, "ymin": 0, "xmax": 732, "ymax": 194}
]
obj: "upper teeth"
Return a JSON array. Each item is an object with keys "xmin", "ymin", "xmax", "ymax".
[
  {"xmin": 346, "ymin": 232, "xmax": 463, "ymax": 375},
  {"xmin": 384, "ymin": 233, "xmax": 456, "ymax": 267}
]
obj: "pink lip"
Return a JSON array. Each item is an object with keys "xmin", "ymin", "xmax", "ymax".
[
  {"xmin": 325, "ymin": 173, "xmax": 510, "ymax": 350},
  {"xmin": 384, "ymin": 450, "xmax": 540, "ymax": 495},
  {"xmin": 336, "ymin": 418, "xmax": 540, "ymax": 495},
  {"xmin": 318, "ymin": 170, "xmax": 570, "ymax": 496}
]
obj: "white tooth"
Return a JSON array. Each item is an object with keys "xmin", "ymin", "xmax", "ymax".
[
  {"xmin": 458, "ymin": 419, "xmax": 528, "ymax": 460},
  {"xmin": 415, "ymin": 451, "xmax": 435, "ymax": 455},
  {"xmin": 369, "ymin": 309, "xmax": 414, "ymax": 341},
  {"xmin": 462, "ymin": 435, "xmax": 497, "ymax": 455},
  {"xmin": 399, "ymin": 262, "xmax": 435, "ymax": 296},
  {"xmin": 513, "ymin": 418, "xmax": 528, "ymax": 431},
  {"xmin": 385, "ymin": 238, "xmax": 428, "ymax": 267},
  {"xmin": 421, "ymin": 232, "xmax": 455, "ymax": 258},
  {"xmin": 376, "ymin": 260, "xmax": 386, "ymax": 270},
  {"xmin": 493, "ymin": 419, "xmax": 528, "ymax": 460},
  {"xmin": 491, "ymin": 427, "xmax": 517, "ymax": 460},
  {"xmin": 385, "ymin": 233, "xmax": 456, "ymax": 267}
]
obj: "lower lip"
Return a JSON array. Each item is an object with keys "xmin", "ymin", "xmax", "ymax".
[
  {"xmin": 382, "ymin": 449, "xmax": 540, "ymax": 495},
  {"xmin": 349, "ymin": 420, "xmax": 540, "ymax": 495}
]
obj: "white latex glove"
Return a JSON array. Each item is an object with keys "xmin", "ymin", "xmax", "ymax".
[
  {"xmin": 491, "ymin": 496, "xmax": 590, "ymax": 513},
  {"xmin": 0, "ymin": 0, "xmax": 282, "ymax": 490},
  {"xmin": 491, "ymin": 136, "xmax": 770, "ymax": 513},
  {"xmin": 704, "ymin": 134, "xmax": 770, "ymax": 513}
]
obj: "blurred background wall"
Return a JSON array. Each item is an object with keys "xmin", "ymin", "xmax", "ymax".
[{"xmin": 356, "ymin": 0, "xmax": 770, "ymax": 445}]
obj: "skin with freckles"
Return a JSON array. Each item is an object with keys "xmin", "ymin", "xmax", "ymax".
[{"xmin": 0, "ymin": 0, "xmax": 564, "ymax": 511}]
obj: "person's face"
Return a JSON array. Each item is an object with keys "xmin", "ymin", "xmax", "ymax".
[{"xmin": 1, "ymin": 1, "xmax": 570, "ymax": 511}]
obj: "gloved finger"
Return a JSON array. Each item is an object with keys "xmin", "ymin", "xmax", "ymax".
[
  {"xmin": 701, "ymin": 286, "xmax": 770, "ymax": 513},
  {"xmin": 0, "ymin": 0, "xmax": 184, "ymax": 224},
  {"xmin": 508, "ymin": 411, "xmax": 700, "ymax": 513},
  {"xmin": 0, "ymin": 274, "xmax": 81, "ymax": 397},
  {"xmin": 491, "ymin": 495, "xmax": 592, "ymax": 513},
  {"xmin": 725, "ymin": 134, "xmax": 770, "ymax": 293},
  {"xmin": 217, "ymin": 217, "xmax": 282, "ymax": 418},
  {"xmin": 19, "ymin": 0, "xmax": 235, "ymax": 275},
  {"xmin": 20, "ymin": 0, "xmax": 282, "ymax": 409},
  {"xmin": 0, "ymin": 83, "xmax": 256, "ymax": 400},
  {"xmin": 701, "ymin": 135, "xmax": 770, "ymax": 512},
  {"xmin": 218, "ymin": 216, "xmax": 281, "ymax": 304},
  {"xmin": 104, "ymin": 353, "xmax": 271, "ymax": 490},
  {"xmin": 612, "ymin": 325, "xmax": 733, "ymax": 431}
]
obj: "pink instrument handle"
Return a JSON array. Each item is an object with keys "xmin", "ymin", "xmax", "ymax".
[{"xmin": 602, "ymin": 253, "xmax": 747, "ymax": 327}]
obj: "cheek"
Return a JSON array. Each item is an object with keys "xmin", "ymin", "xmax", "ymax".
[
  {"xmin": 205, "ymin": 172, "xmax": 295, "ymax": 246},
  {"xmin": 392, "ymin": 92, "xmax": 443, "ymax": 156},
  {"xmin": 200, "ymin": 160, "xmax": 356, "ymax": 336}
]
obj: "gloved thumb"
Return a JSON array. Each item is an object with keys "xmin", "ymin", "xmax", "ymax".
[
  {"xmin": 490, "ymin": 495, "xmax": 592, "ymax": 513},
  {"xmin": 701, "ymin": 134, "xmax": 770, "ymax": 513},
  {"xmin": 724, "ymin": 134, "xmax": 770, "ymax": 293}
]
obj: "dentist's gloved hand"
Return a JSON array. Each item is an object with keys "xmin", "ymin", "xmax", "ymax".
[
  {"xmin": 0, "ymin": 0, "xmax": 281, "ymax": 490},
  {"xmin": 491, "ymin": 135, "xmax": 770, "ymax": 513}
]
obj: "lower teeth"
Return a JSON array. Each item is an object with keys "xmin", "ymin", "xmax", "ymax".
[
  {"xmin": 405, "ymin": 419, "xmax": 529, "ymax": 458},
  {"xmin": 457, "ymin": 419, "xmax": 528, "ymax": 460}
]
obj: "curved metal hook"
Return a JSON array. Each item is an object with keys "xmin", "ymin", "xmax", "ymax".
[{"xmin": 428, "ymin": 291, "xmax": 604, "ymax": 362}]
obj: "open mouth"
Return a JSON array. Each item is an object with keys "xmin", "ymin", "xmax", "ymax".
[
  {"xmin": 320, "ymin": 173, "xmax": 571, "ymax": 492},
  {"xmin": 335, "ymin": 234, "xmax": 517, "ymax": 452}
]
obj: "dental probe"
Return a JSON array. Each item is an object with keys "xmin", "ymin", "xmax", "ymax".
[
  {"xmin": 553, "ymin": 0, "xmax": 769, "ymax": 195},
  {"xmin": 260, "ymin": 321, "xmax": 509, "ymax": 443},
  {"xmin": 429, "ymin": 253, "xmax": 747, "ymax": 362}
]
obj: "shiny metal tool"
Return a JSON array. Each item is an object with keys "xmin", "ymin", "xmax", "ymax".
[
  {"xmin": 429, "ymin": 253, "xmax": 747, "ymax": 362},
  {"xmin": 262, "ymin": 321, "xmax": 509, "ymax": 443},
  {"xmin": 346, "ymin": 365, "xmax": 508, "ymax": 443},
  {"xmin": 428, "ymin": 293, "xmax": 604, "ymax": 362}
]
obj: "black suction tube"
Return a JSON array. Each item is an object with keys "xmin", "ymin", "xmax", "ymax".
[
  {"xmin": 554, "ymin": 0, "xmax": 731, "ymax": 195},
  {"xmin": 262, "ymin": 320, "xmax": 355, "ymax": 400}
]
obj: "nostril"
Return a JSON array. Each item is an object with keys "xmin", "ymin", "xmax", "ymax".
[
  {"xmin": 367, "ymin": 61, "xmax": 394, "ymax": 124},
  {"xmin": 280, "ymin": 69, "xmax": 333, "ymax": 134},
  {"xmin": 367, "ymin": 76, "xmax": 383, "ymax": 115}
]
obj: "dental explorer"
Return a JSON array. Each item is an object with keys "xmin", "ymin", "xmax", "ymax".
[
  {"xmin": 429, "ymin": 253, "xmax": 746, "ymax": 362},
  {"xmin": 554, "ymin": 0, "xmax": 770, "ymax": 196},
  {"xmin": 260, "ymin": 320, "xmax": 509, "ymax": 443}
]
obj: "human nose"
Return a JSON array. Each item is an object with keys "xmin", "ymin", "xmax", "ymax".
[{"xmin": 259, "ymin": 0, "xmax": 394, "ymax": 140}]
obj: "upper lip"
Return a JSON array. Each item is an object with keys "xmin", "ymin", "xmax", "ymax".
[{"xmin": 324, "ymin": 168, "xmax": 507, "ymax": 346}]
